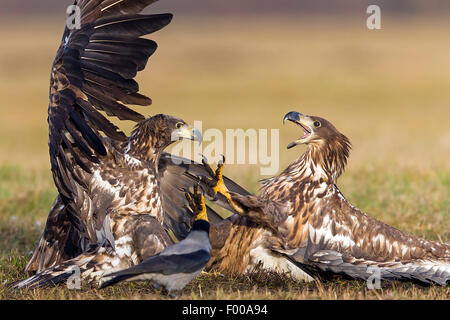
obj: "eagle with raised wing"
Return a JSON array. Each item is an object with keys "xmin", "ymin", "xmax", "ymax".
[
  {"xmin": 203, "ymin": 112, "xmax": 449, "ymax": 285},
  {"xmin": 13, "ymin": 0, "xmax": 248, "ymax": 288}
]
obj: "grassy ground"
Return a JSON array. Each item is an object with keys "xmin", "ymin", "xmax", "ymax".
[{"xmin": 0, "ymin": 14, "xmax": 449, "ymax": 299}]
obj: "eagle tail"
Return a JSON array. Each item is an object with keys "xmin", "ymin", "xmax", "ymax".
[
  {"xmin": 25, "ymin": 195, "xmax": 86, "ymax": 274},
  {"xmin": 11, "ymin": 251, "xmax": 95, "ymax": 289},
  {"xmin": 99, "ymin": 270, "xmax": 137, "ymax": 289},
  {"xmin": 12, "ymin": 246, "xmax": 128, "ymax": 289}
]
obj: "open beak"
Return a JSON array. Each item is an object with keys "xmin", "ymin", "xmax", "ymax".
[
  {"xmin": 283, "ymin": 111, "xmax": 312, "ymax": 149},
  {"xmin": 172, "ymin": 125, "xmax": 202, "ymax": 145}
]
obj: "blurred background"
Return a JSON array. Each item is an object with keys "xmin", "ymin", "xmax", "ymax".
[
  {"xmin": 0, "ymin": 1, "xmax": 448, "ymax": 237},
  {"xmin": 0, "ymin": 1, "xmax": 449, "ymax": 298},
  {"xmin": 1, "ymin": 0, "xmax": 450, "ymax": 171},
  {"xmin": 2, "ymin": 0, "xmax": 450, "ymax": 15},
  {"xmin": 1, "ymin": 0, "xmax": 449, "ymax": 172}
]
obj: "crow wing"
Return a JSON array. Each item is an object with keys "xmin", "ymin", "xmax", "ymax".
[
  {"xmin": 100, "ymin": 249, "xmax": 210, "ymax": 288},
  {"xmin": 128, "ymin": 249, "xmax": 210, "ymax": 275}
]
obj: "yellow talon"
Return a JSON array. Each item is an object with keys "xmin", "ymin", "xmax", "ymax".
[
  {"xmin": 207, "ymin": 158, "xmax": 244, "ymax": 215},
  {"xmin": 195, "ymin": 194, "xmax": 208, "ymax": 222},
  {"xmin": 212, "ymin": 167, "xmax": 232, "ymax": 202}
]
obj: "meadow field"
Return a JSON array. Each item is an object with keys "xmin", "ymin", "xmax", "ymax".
[{"xmin": 0, "ymin": 14, "xmax": 449, "ymax": 299}]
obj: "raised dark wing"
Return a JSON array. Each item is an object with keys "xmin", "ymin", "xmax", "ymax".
[
  {"xmin": 48, "ymin": 0, "xmax": 172, "ymax": 233},
  {"xmin": 158, "ymin": 153, "xmax": 251, "ymax": 240}
]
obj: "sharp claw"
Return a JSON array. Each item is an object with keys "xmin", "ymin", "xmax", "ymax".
[
  {"xmin": 194, "ymin": 184, "xmax": 199, "ymax": 195},
  {"xmin": 200, "ymin": 154, "xmax": 216, "ymax": 177},
  {"xmin": 199, "ymin": 176, "xmax": 211, "ymax": 188},
  {"xmin": 219, "ymin": 154, "xmax": 225, "ymax": 165},
  {"xmin": 201, "ymin": 154, "xmax": 209, "ymax": 167},
  {"xmin": 215, "ymin": 163, "xmax": 224, "ymax": 180}
]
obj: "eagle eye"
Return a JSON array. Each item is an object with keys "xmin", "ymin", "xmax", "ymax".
[
  {"xmin": 313, "ymin": 121, "xmax": 321, "ymax": 128},
  {"xmin": 175, "ymin": 122, "xmax": 183, "ymax": 129}
]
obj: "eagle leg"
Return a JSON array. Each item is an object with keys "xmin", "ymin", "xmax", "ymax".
[
  {"xmin": 199, "ymin": 155, "xmax": 245, "ymax": 215},
  {"xmin": 11, "ymin": 245, "xmax": 115, "ymax": 289},
  {"xmin": 185, "ymin": 184, "xmax": 208, "ymax": 221},
  {"xmin": 198, "ymin": 156, "xmax": 286, "ymax": 233}
]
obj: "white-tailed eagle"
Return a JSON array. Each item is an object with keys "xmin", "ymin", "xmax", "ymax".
[
  {"xmin": 13, "ymin": 0, "xmax": 248, "ymax": 289},
  {"xmin": 203, "ymin": 112, "xmax": 449, "ymax": 285}
]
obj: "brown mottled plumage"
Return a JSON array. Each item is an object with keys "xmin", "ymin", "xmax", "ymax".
[
  {"xmin": 207, "ymin": 112, "xmax": 449, "ymax": 285},
  {"xmin": 13, "ymin": 1, "xmax": 249, "ymax": 289}
]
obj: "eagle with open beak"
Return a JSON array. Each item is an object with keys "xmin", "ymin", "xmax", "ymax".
[{"xmin": 203, "ymin": 111, "xmax": 449, "ymax": 285}]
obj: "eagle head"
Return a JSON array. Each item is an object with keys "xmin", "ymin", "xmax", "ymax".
[
  {"xmin": 283, "ymin": 111, "xmax": 351, "ymax": 178},
  {"xmin": 283, "ymin": 111, "xmax": 348, "ymax": 149},
  {"xmin": 127, "ymin": 114, "xmax": 202, "ymax": 158}
]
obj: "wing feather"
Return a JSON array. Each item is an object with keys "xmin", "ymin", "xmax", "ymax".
[
  {"xmin": 158, "ymin": 153, "xmax": 251, "ymax": 240},
  {"xmin": 48, "ymin": 0, "xmax": 171, "ymax": 239}
]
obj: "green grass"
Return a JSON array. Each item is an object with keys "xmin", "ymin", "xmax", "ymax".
[
  {"xmin": 0, "ymin": 15, "xmax": 449, "ymax": 299},
  {"xmin": 1, "ymin": 262, "xmax": 449, "ymax": 300},
  {"xmin": 0, "ymin": 165, "xmax": 448, "ymax": 299}
]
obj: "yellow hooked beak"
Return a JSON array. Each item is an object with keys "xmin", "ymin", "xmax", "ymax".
[
  {"xmin": 172, "ymin": 124, "xmax": 202, "ymax": 145},
  {"xmin": 283, "ymin": 111, "xmax": 314, "ymax": 149}
]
